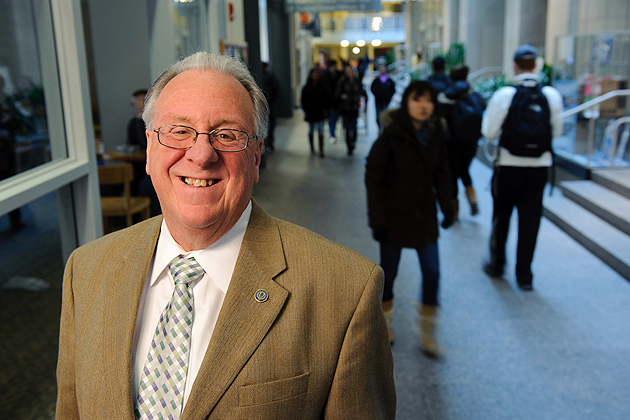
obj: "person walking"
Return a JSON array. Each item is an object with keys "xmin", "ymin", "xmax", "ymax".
[
  {"xmin": 481, "ymin": 44, "xmax": 563, "ymax": 290},
  {"xmin": 440, "ymin": 65, "xmax": 485, "ymax": 218},
  {"xmin": 365, "ymin": 80, "xmax": 455, "ymax": 356},
  {"xmin": 301, "ymin": 67, "xmax": 328, "ymax": 157},
  {"xmin": 370, "ymin": 62, "xmax": 396, "ymax": 132},
  {"xmin": 335, "ymin": 64, "xmax": 367, "ymax": 155},
  {"xmin": 427, "ymin": 56, "xmax": 451, "ymax": 94},
  {"xmin": 321, "ymin": 59, "xmax": 341, "ymax": 144}
]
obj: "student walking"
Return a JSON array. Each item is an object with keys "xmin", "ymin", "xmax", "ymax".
[{"xmin": 365, "ymin": 81, "xmax": 455, "ymax": 356}]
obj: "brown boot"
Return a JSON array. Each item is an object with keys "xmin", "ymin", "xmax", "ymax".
[
  {"xmin": 465, "ymin": 186, "xmax": 479, "ymax": 216},
  {"xmin": 452, "ymin": 199, "xmax": 459, "ymax": 222},
  {"xmin": 416, "ymin": 304, "xmax": 441, "ymax": 357},
  {"xmin": 318, "ymin": 134, "xmax": 325, "ymax": 158},
  {"xmin": 382, "ymin": 299, "xmax": 394, "ymax": 344}
]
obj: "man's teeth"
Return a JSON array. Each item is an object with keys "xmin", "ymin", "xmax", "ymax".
[{"xmin": 184, "ymin": 177, "xmax": 214, "ymax": 187}]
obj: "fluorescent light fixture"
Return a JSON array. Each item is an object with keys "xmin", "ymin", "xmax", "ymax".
[{"xmin": 371, "ymin": 17, "xmax": 383, "ymax": 32}]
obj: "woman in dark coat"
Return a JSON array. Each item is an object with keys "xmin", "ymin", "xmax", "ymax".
[
  {"xmin": 334, "ymin": 64, "xmax": 367, "ymax": 155},
  {"xmin": 301, "ymin": 67, "xmax": 328, "ymax": 157},
  {"xmin": 365, "ymin": 80, "xmax": 454, "ymax": 355}
]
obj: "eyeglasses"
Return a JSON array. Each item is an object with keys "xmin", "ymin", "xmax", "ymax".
[{"xmin": 153, "ymin": 125, "xmax": 257, "ymax": 152}]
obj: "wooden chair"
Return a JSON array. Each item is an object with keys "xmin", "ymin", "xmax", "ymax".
[{"xmin": 98, "ymin": 163, "xmax": 151, "ymax": 233}]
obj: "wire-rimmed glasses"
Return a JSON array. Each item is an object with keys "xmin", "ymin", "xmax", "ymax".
[{"xmin": 153, "ymin": 125, "xmax": 257, "ymax": 152}]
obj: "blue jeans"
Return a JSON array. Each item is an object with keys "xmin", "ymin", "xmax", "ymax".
[
  {"xmin": 328, "ymin": 108, "xmax": 340, "ymax": 137},
  {"xmin": 308, "ymin": 120, "xmax": 325, "ymax": 136},
  {"xmin": 380, "ymin": 241, "xmax": 440, "ymax": 305}
]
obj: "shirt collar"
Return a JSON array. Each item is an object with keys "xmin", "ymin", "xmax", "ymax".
[
  {"xmin": 150, "ymin": 201, "xmax": 252, "ymax": 294},
  {"xmin": 513, "ymin": 72, "xmax": 539, "ymax": 86}
]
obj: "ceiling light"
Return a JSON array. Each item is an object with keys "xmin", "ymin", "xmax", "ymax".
[
  {"xmin": 371, "ymin": 17, "xmax": 383, "ymax": 32},
  {"xmin": 340, "ymin": 40, "xmax": 350, "ymax": 47}
]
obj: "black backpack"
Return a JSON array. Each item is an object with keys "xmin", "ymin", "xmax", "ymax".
[
  {"xmin": 449, "ymin": 92, "xmax": 485, "ymax": 144},
  {"xmin": 500, "ymin": 84, "xmax": 552, "ymax": 157}
]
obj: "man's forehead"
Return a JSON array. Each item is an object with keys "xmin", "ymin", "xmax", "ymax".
[{"xmin": 154, "ymin": 70, "xmax": 255, "ymax": 130}]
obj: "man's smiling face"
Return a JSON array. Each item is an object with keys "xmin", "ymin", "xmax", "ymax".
[{"xmin": 146, "ymin": 68, "xmax": 262, "ymax": 250}]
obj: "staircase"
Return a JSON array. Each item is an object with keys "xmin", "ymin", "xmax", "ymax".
[{"xmin": 544, "ymin": 168, "xmax": 630, "ymax": 281}]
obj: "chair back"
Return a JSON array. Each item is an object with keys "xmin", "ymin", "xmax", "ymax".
[{"xmin": 98, "ymin": 163, "xmax": 134, "ymax": 207}]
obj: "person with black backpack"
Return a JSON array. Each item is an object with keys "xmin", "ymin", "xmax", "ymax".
[
  {"xmin": 481, "ymin": 44, "xmax": 564, "ymax": 291},
  {"xmin": 440, "ymin": 65, "xmax": 485, "ymax": 219}
]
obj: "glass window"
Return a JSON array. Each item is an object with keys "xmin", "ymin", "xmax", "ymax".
[
  {"xmin": 0, "ymin": 0, "xmax": 67, "ymax": 187},
  {"xmin": 0, "ymin": 191, "xmax": 63, "ymax": 417}
]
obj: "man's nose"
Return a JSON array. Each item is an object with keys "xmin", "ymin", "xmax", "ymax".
[{"xmin": 186, "ymin": 133, "xmax": 219, "ymax": 164}]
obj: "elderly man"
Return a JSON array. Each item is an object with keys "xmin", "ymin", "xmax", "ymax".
[{"xmin": 56, "ymin": 52, "xmax": 396, "ymax": 419}]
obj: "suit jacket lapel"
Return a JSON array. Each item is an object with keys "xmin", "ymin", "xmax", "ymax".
[
  {"xmin": 183, "ymin": 202, "xmax": 288, "ymax": 419},
  {"xmin": 104, "ymin": 217, "xmax": 163, "ymax": 415}
]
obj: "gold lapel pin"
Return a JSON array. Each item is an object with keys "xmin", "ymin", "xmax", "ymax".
[{"xmin": 254, "ymin": 289, "xmax": 268, "ymax": 303}]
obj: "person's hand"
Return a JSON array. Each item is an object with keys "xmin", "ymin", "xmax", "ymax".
[
  {"xmin": 372, "ymin": 226, "xmax": 389, "ymax": 242},
  {"xmin": 441, "ymin": 214, "xmax": 455, "ymax": 229}
]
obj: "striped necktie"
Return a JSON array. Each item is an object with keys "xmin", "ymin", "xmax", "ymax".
[{"xmin": 135, "ymin": 256, "xmax": 205, "ymax": 420}]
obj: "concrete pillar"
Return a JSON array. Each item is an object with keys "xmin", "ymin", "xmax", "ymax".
[
  {"xmin": 405, "ymin": 0, "xmax": 423, "ymax": 63},
  {"xmin": 463, "ymin": 0, "xmax": 505, "ymax": 73},
  {"xmin": 86, "ymin": 0, "xmax": 151, "ymax": 151},
  {"xmin": 503, "ymin": 0, "xmax": 548, "ymax": 74},
  {"xmin": 267, "ymin": 0, "xmax": 293, "ymax": 117},
  {"xmin": 244, "ymin": 0, "xmax": 262, "ymax": 84}
]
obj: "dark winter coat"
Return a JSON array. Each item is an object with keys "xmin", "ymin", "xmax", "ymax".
[
  {"xmin": 370, "ymin": 76, "xmax": 396, "ymax": 107},
  {"xmin": 334, "ymin": 76, "xmax": 367, "ymax": 116},
  {"xmin": 442, "ymin": 80, "xmax": 486, "ymax": 144},
  {"xmin": 301, "ymin": 82, "xmax": 328, "ymax": 122},
  {"xmin": 365, "ymin": 109, "xmax": 454, "ymax": 248}
]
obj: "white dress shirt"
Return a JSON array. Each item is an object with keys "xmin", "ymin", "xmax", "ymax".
[
  {"xmin": 481, "ymin": 72, "xmax": 564, "ymax": 167},
  {"xmin": 131, "ymin": 201, "xmax": 252, "ymax": 409}
]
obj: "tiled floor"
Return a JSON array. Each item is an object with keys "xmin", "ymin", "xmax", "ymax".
[{"xmin": 1, "ymin": 107, "xmax": 629, "ymax": 419}]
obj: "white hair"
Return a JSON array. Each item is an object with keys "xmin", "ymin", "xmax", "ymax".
[{"xmin": 142, "ymin": 52, "xmax": 269, "ymax": 140}]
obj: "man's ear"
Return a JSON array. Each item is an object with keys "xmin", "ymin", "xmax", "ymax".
[
  {"xmin": 253, "ymin": 140, "xmax": 263, "ymax": 183},
  {"xmin": 145, "ymin": 130, "xmax": 152, "ymax": 175}
]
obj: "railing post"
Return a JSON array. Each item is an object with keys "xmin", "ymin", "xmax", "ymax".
[{"xmin": 587, "ymin": 115, "xmax": 596, "ymax": 167}]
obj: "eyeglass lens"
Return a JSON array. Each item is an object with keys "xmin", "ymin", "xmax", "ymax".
[{"xmin": 157, "ymin": 125, "xmax": 248, "ymax": 151}]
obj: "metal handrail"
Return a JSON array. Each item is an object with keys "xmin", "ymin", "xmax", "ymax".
[
  {"xmin": 605, "ymin": 116, "xmax": 630, "ymax": 166},
  {"xmin": 560, "ymin": 89, "xmax": 630, "ymax": 167},
  {"xmin": 467, "ymin": 66, "xmax": 503, "ymax": 81},
  {"xmin": 561, "ymin": 89, "xmax": 630, "ymax": 119}
]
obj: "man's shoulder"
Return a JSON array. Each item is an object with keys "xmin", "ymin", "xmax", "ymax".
[
  {"xmin": 275, "ymin": 217, "xmax": 374, "ymax": 266},
  {"xmin": 72, "ymin": 216, "xmax": 161, "ymax": 260},
  {"xmin": 541, "ymin": 85, "xmax": 564, "ymax": 104},
  {"xmin": 490, "ymin": 85, "xmax": 517, "ymax": 99}
]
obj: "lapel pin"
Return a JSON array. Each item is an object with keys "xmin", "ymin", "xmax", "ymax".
[{"xmin": 255, "ymin": 289, "xmax": 268, "ymax": 303}]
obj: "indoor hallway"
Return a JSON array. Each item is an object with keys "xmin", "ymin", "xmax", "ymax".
[
  {"xmin": 1, "ymin": 108, "xmax": 630, "ymax": 419},
  {"xmin": 253, "ymin": 110, "xmax": 630, "ymax": 420}
]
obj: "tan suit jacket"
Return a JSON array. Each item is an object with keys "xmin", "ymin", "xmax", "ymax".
[{"xmin": 56, "ymin": 202, "xmax": 396, "ymax": 419}]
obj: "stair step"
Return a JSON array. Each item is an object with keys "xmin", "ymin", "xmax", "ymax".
[
  {"xmin": 591, "ymin": 168, "xmax": 630, "ymax": 199},
  {"xmin": 543, "ymin": 191, "xmax": 630, "ymax": 281},
  {"xmin": 560, "ymin": 180, "xmax": 630, "ymax": 236}
]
